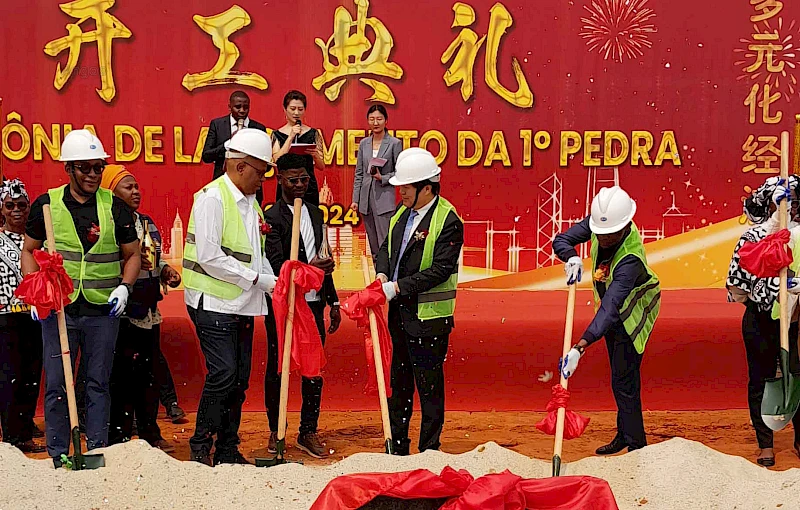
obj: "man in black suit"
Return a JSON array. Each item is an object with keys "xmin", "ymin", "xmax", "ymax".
[
  {"xmin": 374, "ymin": 148, "xmax": 463, "ymax": 456},
  {"xmin": 202, "ymin": 90, "xmax": 267, "ymax": 202},
  {"xmin": 263, "ymin": 153, "xmax": 341, "ymax": 459}
]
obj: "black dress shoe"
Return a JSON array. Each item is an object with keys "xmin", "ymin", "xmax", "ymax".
[
  {"xmin": 167, "ymin": 403, "xmax": 187, "ymax": 423},
  {"xmin": 596, "ymin": 436, "xmax": 628, "ymax": 455},
  {"xmin": 190, "ymin": 450, "xmax": 213, "ymax": 467},
  {"xmin": 757, "ymin": 456, "xmax": 776, "ymax": 467},
  {"xmin": 14, "ymin": 440, "xmax": 46, "ymax": 453},
  {"xmin": 214, "ymin": 450, "xmax": 252, "ymax": 465}
]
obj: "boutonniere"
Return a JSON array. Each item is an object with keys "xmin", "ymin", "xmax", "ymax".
[
  {"xmin": 259, "ymin": 216, "xmax": 271, "ymax": 235},
  {"xmin": 414, "ymin": 230, "xmax": 428, "ymax": 241},
  {"xmin": 593, "ymin": 263, "xmax": 610, "ymax": 283},
  {"xmin": 87, "ymin": 223, "xmax": 101, "ymax": 243}
]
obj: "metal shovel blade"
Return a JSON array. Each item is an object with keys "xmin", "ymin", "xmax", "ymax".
[
  {"xmin": 64, "ymin": 428, "xmax": 105, "ymax": 470},
  {"xmin": 255, "ymin": 438, "xmax": 303, "ymax": 468},
  {"xmin": 552, "ymin": 455, "xmax": 562, "ymax": 477},
  {"xmin": 761, "ymin": 349, "xmax": 800, "ymax": 431}
]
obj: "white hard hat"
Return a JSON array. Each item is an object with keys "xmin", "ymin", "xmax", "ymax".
[
  {"xmin": 59, "ymin": 129, "xmax": 110, "ymax": 162},
  {"xmin": 224, "ymin": 128, "xmax": 274, "ymax": 165},
  {"xmin": 390, "ymin": 148, "xmax": 441, "ymax": 186},
  {"xmin": 589, "ymin": 186, "xmax": 637, "ymax": 234}
]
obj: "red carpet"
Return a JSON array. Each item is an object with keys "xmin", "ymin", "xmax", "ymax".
[{"xmin": 156, "ymin": 288, "xmax": 747, "ymax": 413}]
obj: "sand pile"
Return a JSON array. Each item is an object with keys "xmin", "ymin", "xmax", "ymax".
[{"xmin": 1, "ymin": 438, "xmax": 799, "ymax": 509}]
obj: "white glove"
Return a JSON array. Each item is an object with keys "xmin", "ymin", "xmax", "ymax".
[
  {"xmin": 789, "ymin": 278, "xmax": 800, "ymax": 294},
  {"xmin": 564, "ymin": 256, "xmax": 583, "ymax": 285},
  {"xmin": 772, "ymin": 185, "xmax": 792, "ymax": 206},
  {"xmin": 559, "ymin": 348, "xmax": 582, "ymax": 379},
  {"xmin": 107, "ymin": 285, "xmax": 130, "ymax": 317},
  {"xmin": 31, "ymin": 306, "xmax": 41, "ymax": 322},
  {"xmin": 255, "ymin": 274, "xmax": 277, "ymax": 296},
  {"xmin": 382, "ymin": 281, "xmax": 398, "ymax": 301}
]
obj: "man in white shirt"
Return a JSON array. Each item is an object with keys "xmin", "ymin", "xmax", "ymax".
[
  {"xmin": 263, "ymin": 153, "xmax": 340, "ymax": 458},
  {"xmin": 183, "ymin": 128, "xmax": 277, "ymax": 466},
  {"xmin": 201, "ymin": 91, "xmax": 268, "ymax": 203}
]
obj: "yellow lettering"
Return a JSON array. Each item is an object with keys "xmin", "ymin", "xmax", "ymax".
[
  {"xmin": 32, "ymin": 124, "xmax": 61, "ymax": 161},
  {"xmin": 520, "ymin": 129, "xmax": 532, "ymax": 167},
  {"xmin": 63, "ymin": 124, "xmax": 73, "ymax": 138},
  {"xmin": 420, "ymin": 130, "xmax": 448, "ymax": 165},
  {"xmin": 458, "ymin": 131, "xmax": 483, "ymax": 166},
  {"xmin": 631, "ymin": 131, "xmax": 654, "ymax": 166},
  {"xmin": 194, "ymin": 127, "xmax": 208, "ymax": 164},
  {"xmin": 144, "ymin": 126, "xmax": 164, "ymax": 163},
  {"xmin": 534, "ymin": 131, "xmax": 551, "ymax": 150},
  {"xmin": 174, "ymin": 127, "xmax": 192, "ymax": 164},
  {"xmin": 348, "ymin": 129, "xmax": 366, "ymax": 166},
  {"xmin": 655, "ymin": 130, "xmax": 681, "ymax": 166},
  {"xmin": 321, "ymin": 129, "xmax": 345, "ymax": 166},
  {"xmin": 395, "ymin": 130, "xmax": 419, "ymax": 150},
  {"xmin": 483, "ymin": 131, "xmax": 510, "ymax": 167},
  {"xmin": 560, "ymin": 131, "xmax": 582, "ymax": 166},
  {"xmin": 115, "ymin": 125, "xmax": 141, "ymax": 162},
  {"xmin": 1, "ymin": 113, "xmax": 30, "ymax": 161},
  {"xmin": 82, "ymin": 125, "xmax": 97, "ymax": 136},
  {"xmin": 583, "ymin": 130, "xmax": 602, "ymax": 167},
  {"xmin": 603, "ymin": 131, "xmax": 629, "ymax": 166}
]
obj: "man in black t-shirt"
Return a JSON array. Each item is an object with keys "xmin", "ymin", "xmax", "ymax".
[{"xmin": 21, "ymin": 130, "xmax": 141, "ymax": 465}]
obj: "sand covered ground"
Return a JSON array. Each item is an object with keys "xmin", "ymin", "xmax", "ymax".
[{"xmin": 5, "ymin": 410, "xmax": 800, "ymax": 509}]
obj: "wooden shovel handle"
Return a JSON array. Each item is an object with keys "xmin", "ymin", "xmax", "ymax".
[
  {"xmin": 277, "ymin": 198, "xmax": 303, "ymax": 443},
  {"xmin": 361, "ymin": 255, "xmax": 393, "ymax": 445},
  {"xmin": 553, "ymin": 283, "xmax": 577, "ymax": 460},
  {"xmin": 780, "ymin": 131, "xmax": 789, "ymax": 353}
]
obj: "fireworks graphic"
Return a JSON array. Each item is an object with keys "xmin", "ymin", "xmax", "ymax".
[
  {"xmin": 579, "ymin": 0, "xmax": 657, "ymax": 63},
  {"xmin": 735, "ymin": 18, "xmax": 800, "ymax": 103}
]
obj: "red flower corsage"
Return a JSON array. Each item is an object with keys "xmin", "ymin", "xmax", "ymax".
[
  {"xmin": 593, "ymin": 263, "xmax": 610, "ymax": 283},
  {"xmin": 413, "ymin": 230, "xmax": 428, "ymax": 242},
  {"xmin": 259, "ymin": 217, "xmax": 271, "ymax": 235},
  {"xmin": 87, "ymin": 223, "xmax": 101, "ymax": 243}
]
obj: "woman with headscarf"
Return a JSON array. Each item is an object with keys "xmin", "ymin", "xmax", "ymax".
[
  {"xmin": 0, "ymin": 178, "xmax": 45, "ymax": 453},
  {"xmin": 728, "ymin": 176, "xmax": 800, "ymax": 467},
  {"xmin": 100, "ymin": 165, "xmax": 180, "ymax": 452}
]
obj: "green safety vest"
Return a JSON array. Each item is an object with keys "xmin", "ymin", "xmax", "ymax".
[
  {"xmin": 388, "ymin": 196, "xmax": 459, "ymax": 321},
  {"xmin": 590, "ymin": 223, "xmax": 661, "ymax": 354},
  {"xmin": 771, "ymin": 235, "xmax": 800, "ymax": 320},
  {"xmin": 48, "ymin": 185, "xmax": 121, "ymax": 304},
  {"xmin": 182, "ymin": 176, "xmax": 266, "ymax": 300}
]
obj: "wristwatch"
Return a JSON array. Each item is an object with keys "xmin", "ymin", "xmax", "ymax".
[
  {"xmin": 572, "ymin": 343, "xmax": 586, "ymax": 355},
  {"xmin": 122, "ymin": 282, "xmax": 134, "ymax": 295}
]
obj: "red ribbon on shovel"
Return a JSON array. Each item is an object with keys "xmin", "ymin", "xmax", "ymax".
[
  {"xmin": 535, "ymin": 384, "xmax": 590, "ymax": 440},
  {"xmin": 14, "ymin": 249, "xmax": 74, "ymax": 318}
]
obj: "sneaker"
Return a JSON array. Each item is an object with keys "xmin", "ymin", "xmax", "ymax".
[
  {"xmin": 167, "ymin": 403, "xmax": 187, "ymax": 424},
  {"xmin": 268, "ymin": 432, "xmax": 278, "ymax": 454},
  {"xmin": 214, "ymin": 450, "xmax": 252, "ymax": 465},
  {"xmin": 296, "ymin": 432, "xmax": 327, "ymax": 459},
  {"xmin": 151, "ymin": 439, "xmax": 176, "ymax": 454}
]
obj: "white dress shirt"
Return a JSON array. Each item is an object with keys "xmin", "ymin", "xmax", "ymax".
[
  {"xmin": 287, "ymin": 203, "xmax": 320, "ymax": 302},
  {"xmin": 185, "ymin": 174, "xmax": 274, "ymax": 316},
  {"xmin": 230, "ymin": 115, "xmax": 250, "ymax": 135}
]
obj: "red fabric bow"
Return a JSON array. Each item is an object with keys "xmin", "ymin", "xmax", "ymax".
[
  {"xmin": 309, "ymin": 466, "xmax": 619, "ymax": 510},
  {"xmin": 535, "ymin": 384, "xmax": 591, "ymax": 440},
  {"xmin": 14, "ymin": 249, "xmax": 74, "ymax": 318},
  {"xmin": 341, "ymin": 280, "xmax": 393, "ymax": 397},
  {"xmin": 272, "ymin": 260, "xmax": 326, "ymax": 378},
  {"xmin": 739, "ymin": 228, "xmax": 793, "ymax": 277}
]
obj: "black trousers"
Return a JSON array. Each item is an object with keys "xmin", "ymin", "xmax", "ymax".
[
  {"xmin": 605, "ymin": 324, "xmax": 647, "ymax": 449},
  {"xmin": 265, "ymin": 298, "xmax": 326, "ymax": 434},
  {"xmin": 109, "ymin": 320, "xmax": 163, "ymax": 445},
  {"xmin": 155, "ymin": 343, "xmax": 179, "ymax": 409},
  {"xmin": 187, "ymin": 300, "xmax": 254, "ymax": 455},
  {"xmin": 387, "ymin": 320, "xmax": 449, "ymax": 455},
  {"xmin": 0, "ymin": 313, "xmax": 42, "ymax": 445},
  {"xmin": 742, "ymin": 303, "xmax": 800, "ymax": 449}
]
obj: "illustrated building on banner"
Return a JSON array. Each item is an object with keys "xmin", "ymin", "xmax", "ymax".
[{"xmin": 162, "ymin": 210, "xmax": 184, "ymax": 262}]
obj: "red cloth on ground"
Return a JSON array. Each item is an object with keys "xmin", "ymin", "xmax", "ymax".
[
  {"xmin": 309, "ymin": 466, "xmax": 618, "ymax": 510},
  {"xmin": 14, "ymin": 249, "xmax": 73, "ymax": 318},
  {"xmin": 535, "ymin": 384, "xmax": 591, "ymax": 440},
  {"xmin": 341, "ymin": 280, "xmax": 393, "ymax": 397},
  {"xmin": 739, "ymin": 228, "xmax": 793, "ymax": 277},
  {"xmin": 273, "ymin": 260, "xmax": 326, "ymax": 378}
]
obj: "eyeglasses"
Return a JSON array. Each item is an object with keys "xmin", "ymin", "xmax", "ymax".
[
  {"xmin": 71, "ymin": 162, "xmax": 106, "ymax": 175},
  {"xmin": 285, "ymin": 176, "xmax": 310, "ymax": 185},
  {"xmin": 241, "ymin": 160, "xmax": 269, "ymax": 176},
  {"xmin": 3, "ymin": 201, "xmax": 28, "ymax": 211}
]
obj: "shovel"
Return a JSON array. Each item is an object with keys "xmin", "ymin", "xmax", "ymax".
[
  {"xmin": 256, "ymin": 198, "xmax": 304, "ymax": 467},
  {"xmin": 761, "ymin": 130, "xmax": 800, "ymax": 431},
  {"xmin": 360, "ymin": 255, "xmax": 394, "ymax": 454},
  {"xmin": 552, "ymin": 283, "xmax": 576, "ymax": 476},
  {"xmin": 43, "ymin": 205, "xmax": 105, "ymax": 470}
]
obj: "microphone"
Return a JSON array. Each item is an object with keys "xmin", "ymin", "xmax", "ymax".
[
  {"xmin": 236, "ymin": 118, "xmax": 244, "ymax": 134},
  {"xmin": 294, "ymin": 119, "xmax": 301, "ymax": 143}
]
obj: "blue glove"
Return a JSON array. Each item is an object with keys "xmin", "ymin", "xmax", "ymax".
[
  {"xmin": 772, "ymin": 184, "xmax": 792, "ymax": 206},
  {"xmin": 559, "ymin": 348, "xmax": 582, "ymax": 379}
]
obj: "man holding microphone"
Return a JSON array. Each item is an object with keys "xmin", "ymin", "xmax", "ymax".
[{"xmin": 183, "ymin": 128, "xmax": 277, "ymax": 466}]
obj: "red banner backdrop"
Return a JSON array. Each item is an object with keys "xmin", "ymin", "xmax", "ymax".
[{"xmin": 1, "ymin": 0, "xmax": 798, "ymax": 289}]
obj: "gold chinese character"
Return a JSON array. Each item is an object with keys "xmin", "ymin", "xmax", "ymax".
[
  {"xmin": 182, "ymin": 6, "xmax": 268, "ymax": 92},
  {"xmin": 312, "ymin": 0, "xmax": 403, "ymax": 104},
  {"xmin": 751, "ymin": 0, "xmax": 782, "ymax": 22},
  {"xmin": 745, "ymin": 83, "xmax": 782, "ymax": 124},
  {"xmin": 746, "ymin": 31, "xmax": 784, "ymax": 74},
  {"xmin": 43, "ymin": 0, "xmax": 132, "ymax": 103},
  {"xmin": 742, "ymin": 135, "xmax": 780, "ymax": 173},
  {"xmin": 441, "ymin": 2, "xmax": 533, "ymax": 108}
]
